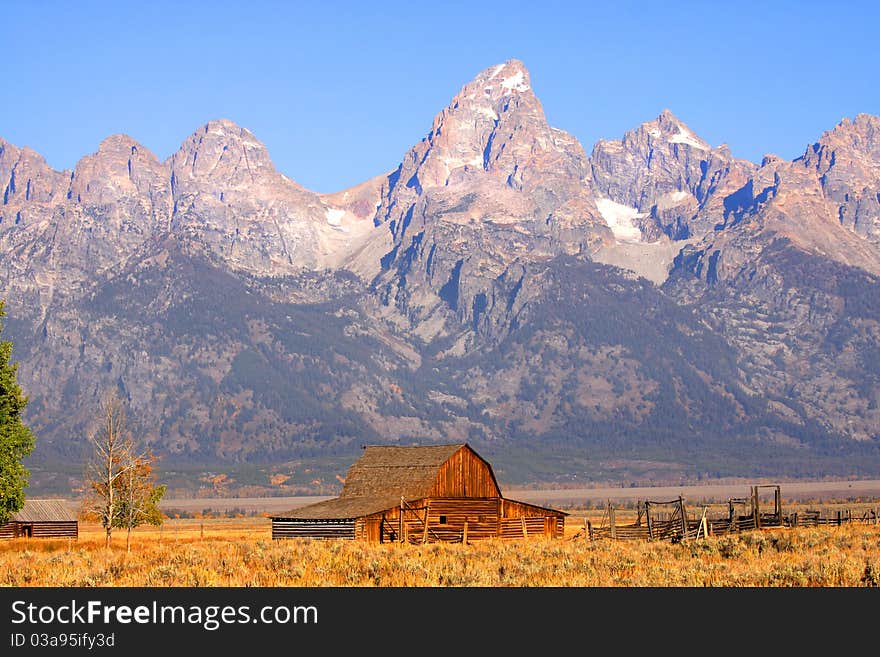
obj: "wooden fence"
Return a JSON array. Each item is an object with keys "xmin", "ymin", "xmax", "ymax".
[
  {"xmin": 788, "ymin": 508, "xmax": 878, "ymax": 528},
  {"xmin": 576, "ymin": 486, "xmax": 879, "ymax": 543}
]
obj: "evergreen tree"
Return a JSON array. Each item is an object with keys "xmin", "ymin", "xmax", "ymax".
[{"xmin": 0, "ymin": 301, "xmax": 36, "ymax": 525}]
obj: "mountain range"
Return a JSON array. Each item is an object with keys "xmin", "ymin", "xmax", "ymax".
[{"xmin": 2, "ymin": 59, "xmax": 878, "ymax": 496}]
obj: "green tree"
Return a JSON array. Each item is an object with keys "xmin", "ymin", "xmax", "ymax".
[
  {"xmin": 114, "ymin": 453, "xmax": 166, "ymax": 552},
  {"xmin": 0, "ymin": 301, "xmax": 36, "ymax": 525}
]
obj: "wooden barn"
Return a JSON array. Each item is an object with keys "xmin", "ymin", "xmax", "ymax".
[
  {"xmin": 0, "ymin": 499, "xmax": 79, "ymax": 539},
  {"xmin": 271, "ymin": 443, "xmax": 566, "ymax": 543}
]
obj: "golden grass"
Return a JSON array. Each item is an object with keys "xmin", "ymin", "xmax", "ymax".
[{"xmin": 2, "ymin": 510, "xmax": 879, "ymax": 587}]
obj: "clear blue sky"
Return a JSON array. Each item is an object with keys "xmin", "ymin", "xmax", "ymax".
[{"xmin": 3, "ymin": 0, "xmax": 878, "ymax": 193}]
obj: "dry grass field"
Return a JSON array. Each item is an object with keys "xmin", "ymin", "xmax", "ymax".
[{"xmin": 2, "ymin": 500, "xmax": 879, "ymax": 587}]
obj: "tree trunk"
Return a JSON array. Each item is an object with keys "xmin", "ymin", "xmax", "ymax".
[
  {"xmin": 105, "ymin": 525, "xmax": 112, "ymax": 549},
  {"xmin": 126, "ymin": 525, "xmax": 132, "ymax": 553}
]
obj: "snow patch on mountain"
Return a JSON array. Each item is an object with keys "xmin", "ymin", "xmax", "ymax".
[
  {"xmin": 325, "ymin": 207, "xmax": 346, "ymax": 226},
  {"xmin": 669, "ymin": 126, "xmax": 708, "ymax": 149},
  {"xmin": 501, "ymin": 70, "xmax": 529, "ymax": 93},
  {"xmin": 595, "ymin": 198, "xmax": 645, "ymax": 242}
]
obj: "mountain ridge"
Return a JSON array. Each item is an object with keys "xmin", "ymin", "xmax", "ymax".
[{"xmin": 1, "ymin": 60, "xmax": 878, "ymax": 496}]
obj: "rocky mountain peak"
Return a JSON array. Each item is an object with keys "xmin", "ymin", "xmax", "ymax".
[
  {"xmin": 378, "ymin": 59, "xmax": 592, "ymax": 215},
  {"xmin": 442, "ymin": 59, "xmax": 534, "ymax": 127},
  {"xmin": 370, "ymin": 60, "xmax": 609, "ymax": 333},
  {"xmin": 463, "ymin": 58, "xmax": 532, "ymax": 100},
  {"xmin": 167, "ymin": 119, "xmax": 295, "ymax": 194},
  {"xmin": 825, "ymin": 113, "xmax": 879, "ymax": 148},
  {"xmin": 634, "ymin": 109, "xmax": 711, "ymax": 151},
  {"xmin": 69, "ymin": 135, "xmax": 169, "ymax": 206},
  {"xmin": 793, "ymin": 113, "xmax": 880, "ymax": 244},
  {"xmin": 95, "ymin": 133, "xmax": 145, "ymax": 154},
  {"xmin": 761, "ymin": 153, "xmax": 784, "ymax": 166},
  {"xmin": 0, "ymin": 139, "xmax": 68, "ymax": 212},
  {"xmin": 801, "ymin": 113, "xmax": 880, "ymax": 171},
  {"xmin": 161, "ymin": 119, "xmax": 374, "ymax": 277},
  {"xmin": 391, "ymin": 59, "xmax": 555, "ymax": 194},
  {"xmin": 590, "ymin": 110, "xmax": 754, "ymax": 242}
]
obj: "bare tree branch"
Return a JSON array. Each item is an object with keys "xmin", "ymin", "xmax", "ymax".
[{"xmin": 82, "ymin": 391, "xmax": 138, "ymax": 548}]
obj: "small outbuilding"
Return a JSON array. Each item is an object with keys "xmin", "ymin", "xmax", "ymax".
[
  {"xmin": 271, "ymin": 443, "xmax": 566, "ymax": 543},
  {"xmin": 0, "ymin": 499, "xmax": 79, "ymax": 539}
]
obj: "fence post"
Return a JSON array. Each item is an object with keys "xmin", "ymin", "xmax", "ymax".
[
  {"xmin": 609, "ymin": 504, "xmax": 616, "ymax": 540},
  {"xmin": 753, "ymin": 486, "xmax": 761, "ymax": 530},
  {"xmin": 678, "ymin": 496, "xmax": 688, "ymax": 541}
]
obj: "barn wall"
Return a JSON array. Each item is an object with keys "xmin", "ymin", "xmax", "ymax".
[
  {"xmin": 410, "ymin": 498, "xmax": 500, "ymax": 542},
  {"xmin": 31, "ymin": 522, "xmax": 78, "ymax": 539},
  {"xmin": 356, "ymin": 517, "xmax": 382, "ymax": 543},
  {"xmin": 0, "ymin": 522, "xmax": 78, "ymax": 539},
  {"xmin": 358, "ymin": 497, "xmax": 566, "ymax": 543},
  {"xmin": 430, "ymin": 446, "xmax": 500, "ymax": 498},
  {"xmin": 374, "ymin": 498, "xmax": 504, "ymax": 543},
  {"xmin": 501, "ymin": 500, "xmax": 565, "ymax": 538},
  {"xmin": 272, "ymin": 519, "xmax": 355, "ymax": 540}
]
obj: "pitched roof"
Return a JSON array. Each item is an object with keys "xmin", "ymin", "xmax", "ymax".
[
  {"xmin": 273, "ymin": 495, "xmax": 403, "ymax": 520},
  {"xmin": 11, "ymin": 499, "xmax": 78, "ymax": 522},
  {"xmin": 339, "ymin": 444, "xmax": 466, "ymax": 499},
  {"xmin": 273, "ymin": 443, "xmax": 467, "ymax": 519}
]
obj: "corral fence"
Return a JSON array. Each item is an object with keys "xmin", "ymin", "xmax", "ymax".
[{"xmin": 574, "ymin": 485, "xmax": 879, "ymax": 543}]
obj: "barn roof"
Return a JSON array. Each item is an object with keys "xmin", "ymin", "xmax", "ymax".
[
  {"xmin": 11, "ymin": 499, "xmax": 78, "ymax": 522},
  {"xmin": 339, "ymin": 444, "xmax": 467, "ymax": 499},
  {"xmin": 274, "ymin": 495, "xmax": 403, "ymax": 520},
  {"xmin": 273, "ymin": 443, "xmax": 479, "ymax": 520}
]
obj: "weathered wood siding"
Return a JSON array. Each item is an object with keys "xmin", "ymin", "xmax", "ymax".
[
  {"xmin": 499, "ymin": 499, "xmax": 565, "ymax": 538},
  {"xmin": 31, "ymin": 522, "xmax": 78, "ymax": 538},
  {"xmin": 0, "ymin": 521, "xmax": 78, "ymax": 539},
  {"xmin": 428, "ymin": 447, "xmax": 500, "ymax": 498},
  {"xmin": 498, "ymin": 516, "xmax": 564, "ymax": 539},
  {"xmin": 272, "ymin": 519, "xmax": 355, "ymax": 540},
  {"xmin": 361, "ymin": 497, "xmax": 564, "ymax": 543},
  {"xmin": 356, "ymin": 517, "xmax": 383, "ymax": 543},
  {"xmin": 421, "ymin": 497, "xmax": 499, "ymax": 542}
]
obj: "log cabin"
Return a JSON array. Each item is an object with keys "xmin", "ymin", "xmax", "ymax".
[
  {"xmin": 0, "ymin": 499, "xmax": 79, "ymax": 539},
  {"xmin": 271, "ymin": 443, "xmax": 566, "ymax": 543}
]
